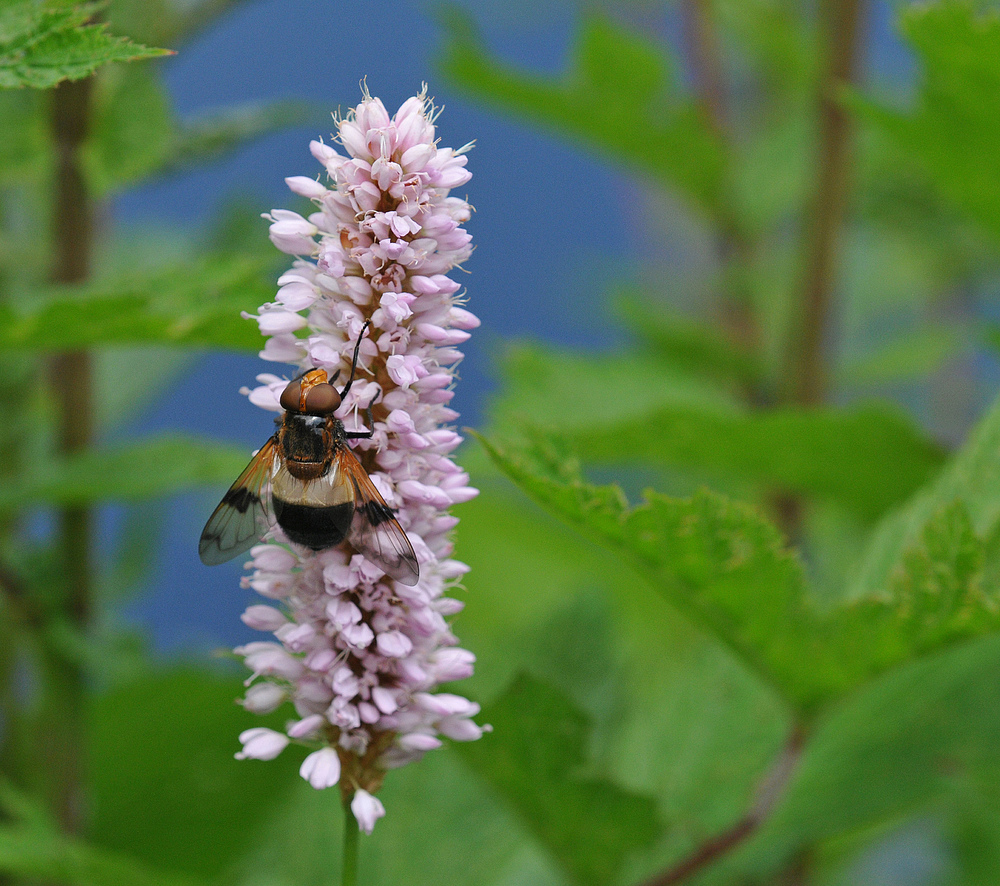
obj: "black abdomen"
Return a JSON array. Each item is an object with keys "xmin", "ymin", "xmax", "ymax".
[{"xmin": 274, "ymin": 498, "xmax": 354, "ymax": 550}]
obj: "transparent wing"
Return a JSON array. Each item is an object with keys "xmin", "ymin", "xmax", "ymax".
[
  {"xmin": 198, "ymin": 438, "xmax": 277, "ymax": 566},
  {"xmin": 337, "ymin": 447, "xmax": 420, "ymax": 586}
]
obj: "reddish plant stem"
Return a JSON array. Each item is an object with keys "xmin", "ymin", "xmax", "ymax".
[
  {"xmin": 681, "ymin": 0, "xmax": 729, "ymax": 143},
  {"xmin": 683, "ymin": 0, "xmax": 799, "ymax": 551},
  {"xmin": 773, "ymin": 0, "xmax": 865, "ymax": 541},
  {"xmin": 640, "ymin": 724, "xmax": 806, "ymax": 886},
  {"xmin": 784, "ymin": 0, "xmax": 865, "ymax": 406},
  {"xmin": 681, "ymin": 0, "xmax": 761, "ymax": 378},
  {"xmin": 44, "ymin": 75, "xmax": 96, "ymax": 836},
  {"xmin": 639, "ymin": 8, "xmax": 868, "ymax": 878}
]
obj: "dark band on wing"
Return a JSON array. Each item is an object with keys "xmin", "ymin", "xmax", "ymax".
[
  {"xmin": 198, "ymin": 437, "xmax": 277, "ymax": 566},
  {"xmin": 223, "ymin": 485, "xmax": 263, "ymax": 514},
  {"xmin": 360, "ymin": 499, "xmax": 396, "ymax": 527},
  {"xmin": 336, "ymin": 446, "xmax": 420, "ymax": 585}
]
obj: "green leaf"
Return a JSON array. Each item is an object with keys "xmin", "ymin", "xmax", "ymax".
[
  {"xmin": 438, "ymin": 9, "xmax": 726, "ymax": 214},
  {"xmin": 852, "ymin": 388, "xmax": 1000, "ymax": 600},
  {"xmin": 731, "ymin": 110, "xmax": 812, "ymax": 235},
  {"xmin": 476, "ymin": 429, "xmax": 1000, "ymax": 714},
  {"xmin": 0, "ymin": 1, "xmax": 171, "ymax": 90},
  {"xmin": 0, "ymin": 826, "xmax": 206, "ymax": 886},
  {"xmin": 852, "ymin": 2, "xmax": 1000, "ymax": 241},
  {"xmin": 0, "ymin": 435, "xmax": 250, "ymax": 512},
  {"xmin": 89, "ymin": 81, "xmax": 317, "ymax": 194},
  {"xmin": 88, "ymin": 670, "xmax": 302, "ymax": 878},
  {"xmin": 0, "ymin": 780, "xmax": 206, "ymax": 886},
  {"xmin": 0, "ymin": 87, "xmax": 45, "ymax": 179},
  {"xmin": 616, "ymin": 293, "xmax": 766, "ymax": 387},
  {"xmin": 493, "ymin": 342, "xmax": 945, "ymax": 521},
  {"xmin": 99, "ymin": 501, "xmax": 163, "ymax": 601},
  {"xmin": 455, "ymin": 463, "xmax": 788, "ymax": 883},
  {"xmin": 706, "ymin": 634, "xmax": 1000, "ymax": 883},
  {"xmin": 715, "ymin": 0, "xmax": 814, "ymax": 96},
  {"xmin": 978, "ymin": 322, "xmax": 1000, "ymax": 362},
  {"xmin": 108, "ymin": 0, "xmax": 257, "ymax": 49},
  {"xmin": 836, "ymin": 325, "xmax": 966, "ymax": 386},
  {"xmin": 820, "ymin": 501, "xmax": 1000, "ymax": 693},
  {"xmin": 0, "ymin": 252, "xmax": 273, "ymax": 351},
  {"xmin": 93, "ymin": 347, "xmax": 192, "ymax": 431},
  {"xmin": 158, "ymin": 99, "xmax": 320, "ymax": 176},
  {"xmin": 490, "ymin": 342, "xmax": 738, "ymax": 432},
  {"xmin": 455, "ymin": 674, "xmax": 662, "ymax": 886},
  {"xmin": 86, "ymin": 61, "xmax": 174, "ymax": 194},
  {"xmin": 474, "ymin": 431, "xmax": 818, "ymax": 710},
  {"xmin": 882, "ymin": 501, "xmax": 996, "ymax": 651},
  {"xmin": 839, "ymin": 224, "xmax": 954, "ymax": 316},
  {"xmin": 801, "ymin": 390, "xmax": 1000, "ymax": 696},
  {"xmin": 230, "ymin": 747, "xmax": 552, "ymax": 886},
  {"xmin": 946, "ymin": 766, "xmax": 1000, "ymax": 885},
  {"xmin": 569, "ymin": 402, "xmax": 946, "ymax": 523}
]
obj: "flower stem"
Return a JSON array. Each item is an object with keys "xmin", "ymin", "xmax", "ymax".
[{"xmin": 341, "ymin": 796, "xmax": 359, "ymax": 886}]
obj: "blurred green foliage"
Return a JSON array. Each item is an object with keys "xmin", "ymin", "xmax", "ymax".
[
  {"xmin": 3, "ymin": 2, "xmax": 1000, "ymax": 886},
  {"xmin": 0, "ymin": 0, "xmax": 170, "ymax": 89}
]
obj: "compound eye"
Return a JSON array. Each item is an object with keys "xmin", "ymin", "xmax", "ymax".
[
  {"xmin": 303, "ymin": 383, "xmax": 341, "ymax": 415},
  {"xmin": 279, "ymin": 379, "xmax": 303, "ymax": 412}
]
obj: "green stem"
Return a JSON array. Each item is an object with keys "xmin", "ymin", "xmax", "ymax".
[{"xmin": 342, "ymin": 796, "xmax": 359, "ymax": 886}]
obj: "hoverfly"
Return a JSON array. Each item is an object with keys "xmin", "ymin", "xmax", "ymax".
[{"xmin": 198, "ymin": 321, "xmax": 419, "ymax": 586}]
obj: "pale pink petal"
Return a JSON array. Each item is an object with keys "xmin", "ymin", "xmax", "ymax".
[
  {"xmin": 240, "ymin": 684, "xmax": 287, "ymax": 714},
  {"xmin": 300, "ymin": 747, "xmax": 341, "ymax": 789},
  {"xmin": 351, "ymin": 789, "xmax": 386, "ymax": 834},
  {"xmin": 236, "ymin": 728, "xmax": 289, "ymax": 760}
]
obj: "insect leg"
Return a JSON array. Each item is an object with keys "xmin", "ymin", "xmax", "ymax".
[
  {"xmin": 344, "ymin": 402, "xmax": 375, "ymax": 439},
  {"xmin": 339, "ymin": 319, "xmax": 372, "ymax": 401}
]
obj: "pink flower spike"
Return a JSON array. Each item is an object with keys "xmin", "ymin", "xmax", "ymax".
[
  {"xmin": 400, "ymin": 142, "xmax": 435, "ymax": 172},
  {"xmin": 430, "ymin": 648, "xmax": 476, "ymax": 682},
  {"xmin": 414, "ymin": 692, "xmax": 479, "ymax": 718},
  {"xmin": 276, "ymin": 280, "xmax": 318, "ymax": 311},
  {"xmin": 355, "ymin": 95, "xmax": 390, "ymax": 132},
  {"xmin": 230, "ymin": 86, "xmax": 483, "ymax": 829},
  {"xmin": 351, "ymin": 789, "xmax": 386, "ymax": 834},
  {"xmin": 449, "ymin": 307, "xmax": 481, "ymax": 329}
]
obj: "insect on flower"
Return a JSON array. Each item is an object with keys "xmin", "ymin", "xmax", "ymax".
[{"xmin": 198, "ymin": 321, "xmax": 419, "ymax": 585}]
